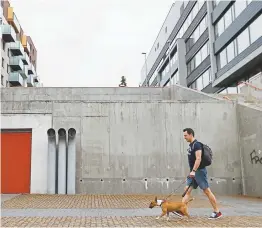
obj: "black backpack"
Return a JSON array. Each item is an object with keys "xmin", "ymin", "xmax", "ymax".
[{"xmin": 193, "ymin": 141, "xmax": 213, "ymax": 167}]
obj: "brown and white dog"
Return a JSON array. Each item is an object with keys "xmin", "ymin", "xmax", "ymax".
[{"xmin": 149, "ymin": 196, "xmax": 194, "ymax": 221}]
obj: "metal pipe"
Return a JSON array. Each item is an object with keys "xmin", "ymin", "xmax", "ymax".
[
  {"xmin": 58, "ymin": 128, "xmax": 67, "ymax": 194},
  {"xmin": 47, "ymin": 128, "xmax": 56, "ymax": 194},
  {"xmin": 67, "ymin": 128, "xmax": 76, "ymax": 194}
]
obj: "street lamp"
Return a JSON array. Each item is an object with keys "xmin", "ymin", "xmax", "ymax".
[
  {"xmin": 167, "ymin": 40, "xmax": 172, "ymax": 86},
  {"xmin": 142, "ymin": 52, "xmax": 148, "ymax": 87}
]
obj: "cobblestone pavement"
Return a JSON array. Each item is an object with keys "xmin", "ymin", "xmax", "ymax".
[
  {"xmin": 2, "ymin": 216, "xmax": 262, "ymax": 227},
  {"xmin": 1, "ymin": 194, "xmax": 230, "ymax": 209},
  {"xmin": 1, "ymin": 194, "xmax": 262, "ymax": 227}
]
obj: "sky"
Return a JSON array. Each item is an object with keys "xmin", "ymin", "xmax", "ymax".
[{"xmin": 10, "ymin": 0, "xmax": 175, "ymax": 87}]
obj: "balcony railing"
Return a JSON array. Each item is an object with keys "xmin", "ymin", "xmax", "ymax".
[
  {"xmin": 18, "ymin": 65, "xmax": 28, "ymax": 79},
  {"xmin": 9, "ymin": 56, "xmax": 24, "ymax": 71},
  {"xmin": 27, "ymin": 75, "xmax": 34, "ymax": 87},
  {"xmin": 9, "ymin": 41, "xmax": 24, "ymax": 56},
  {"xmin": 9, "ymin": 72, "xmax": 24, "ymax": 86},
  {"xmin": 28, "ymin": 63, "xmax": 36, "ymax": 75},
  {"xmin": 22, "ymin": 52, "xmax": 30, "ymax": 65},
  {"xmin": 1, "ymin": 24, "xmax": 16, "ymax": 42}
]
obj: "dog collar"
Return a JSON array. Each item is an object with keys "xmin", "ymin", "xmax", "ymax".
[
  {"xmin": 156, "ymin": 200, "xmax": 162, "ymax": 206},
  {"xmin": 157, "ymin": 200, "xmax": 166, "ymax": 206}
]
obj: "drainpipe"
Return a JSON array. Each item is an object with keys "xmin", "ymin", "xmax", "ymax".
[
  {"xmin": 67, "ymin": 128, "xmax": 76, "ymax": 194},
  {"xmin": 58, "ymin": 128, "xmax": 67, "ymax": 194},
  {"xmin": 47, "ymin": 128, "xmax": 56, "ymax": 194}
]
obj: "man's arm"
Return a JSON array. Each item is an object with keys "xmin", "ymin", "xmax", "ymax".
[{"xmin": 192, "ymin": 150, "xmax": 202, "ymax": 171}]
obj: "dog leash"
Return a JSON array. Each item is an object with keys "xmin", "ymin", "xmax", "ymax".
[
  {"xmin": 164, "ymin": 179, "xmax": 187, "ymax": 200},
  {"xmin": 164, "ymin": 177, "xmax": 194, "ymax": 200}
]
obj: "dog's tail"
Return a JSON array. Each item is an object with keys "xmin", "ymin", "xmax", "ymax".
[{"xmin": 185, "ymin": 198, "xmax": 194, "ymax": 204}]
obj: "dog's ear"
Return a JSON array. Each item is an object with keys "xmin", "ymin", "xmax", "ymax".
[{"xmin": 154, "ymin": 196, "xmax": 157, "ymax": 202}]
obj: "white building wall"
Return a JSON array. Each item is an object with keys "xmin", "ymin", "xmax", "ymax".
[{"xmin": 1, "ymin": 114, "xmax": 52, "ymax": 194}]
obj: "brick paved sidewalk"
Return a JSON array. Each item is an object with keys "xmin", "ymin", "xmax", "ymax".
[
  {"xmin": 1, "ymin": 194, "xmax": 262, "ymax": 227},
  {"xmin": 2, "ymin": 216, "xmax": 262, "ymax": 227},
  {"xmin": 1, "ymin": 194, "xmax": 230, "ymax": 209}
]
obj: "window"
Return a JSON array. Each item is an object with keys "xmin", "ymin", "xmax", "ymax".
[
  {"xmin": 226, "ymin": 41, "xmax": 236, "ymax": 63},
  {"xmin": 7, "ymin": 64, "xmax": 9, "ymax": 73},
  {"xmin": 187, "ymin": 15, "xmax": 207, "ymax": 50},
  {"xmin": 216, "ymin": 17, "xmax": 225, "ymax": 38},
  {"xmin": 196, "ymin": 76, "xmax": 203, "ymax": 90},
  {"xmin": 187, "ymin": 41, "xmax": 210, "ymax": 74},
  {"xmin": 201, "ymin": 43, "xmax": 208, "ymax": 60},
  {"xmin": 224, "ymin": 7, "xmax": 233, "ymax": 30},
  {"xmin": 202, "ymin": 69, "xmax": 211, "ymax": 88},
  {"xmin": 234, "ymin": 1, "xmax": 247, "ymax": 19},
  {"xmin": 1, "ymin": 75, "xmax": 4, "ymax": 86},
  {"xmin": 237, "ymin": 27, "xmax": 250, "ymax": 54},
  {"xmin": 2, "ymin": 58, "xmax": 4, "ymax": 68},
  {"xmin": 249, "ymin": 14, "xmax": 262, "ymax": 44},
  {"xmin": 172, "ymin": 71, "xmax": 179, "ymax": 85},
  {"xmin": 219, "ymin": 48, "xmax": 227, "ymax": 69}
]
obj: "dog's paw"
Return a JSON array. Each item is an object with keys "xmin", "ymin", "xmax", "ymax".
[{"xmin": 155, "ymin": 216, "xmax": 160, "ymax": 220}]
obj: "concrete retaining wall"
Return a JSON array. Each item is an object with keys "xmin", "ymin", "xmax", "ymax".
[
  {"xmin": 237, "ymin": 104, "xmax": 262, "ymax": 197},
  {"xmin": 1, "ymin": 87, "xmax": 242, "ymax": 195}
]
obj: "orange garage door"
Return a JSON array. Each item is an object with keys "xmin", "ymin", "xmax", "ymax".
[{"xmin": 1, "ymin": 131, "xmax": 32, "ymax": 193}]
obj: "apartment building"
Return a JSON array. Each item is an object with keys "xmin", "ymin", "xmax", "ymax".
[
  {"xmin": 140, "ymin": 0, "xmax": 262, "ymax": 94},
  {"xmin": 1, "ymin": 0, "xmax": 41, "ymax": 87}
]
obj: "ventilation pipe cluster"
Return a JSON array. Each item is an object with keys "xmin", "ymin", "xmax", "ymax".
[{"xmin": 47, "ymin": 128, "xmax": 76, "ymax": 195}]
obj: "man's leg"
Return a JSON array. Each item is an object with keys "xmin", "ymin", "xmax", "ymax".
[
  {"xmin": 203, "ymin": 187, "xmax": 219, "ymax": 212},
  {"xmin": 195, "ymin": 168, "xmax": 222, "ymax": 219}
]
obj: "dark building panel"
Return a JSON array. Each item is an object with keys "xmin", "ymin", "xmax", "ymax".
[{"xmin": 202, "ymin": 83, "xmax": 221, "ymax": 93}]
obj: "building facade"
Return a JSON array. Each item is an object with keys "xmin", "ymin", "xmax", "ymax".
[
  {"xmin": 0, "ymin": 0, "xmax": 41, "ymax": 87},
  {"xmin": 140, "ymin": 0, "xmax": 262, "ymax": 94}
]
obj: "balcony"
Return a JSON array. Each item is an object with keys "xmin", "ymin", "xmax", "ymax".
[
  {"xmin": 21, "ymin": 35, "xmax": 30, "ymax": 54},
  {"xmin": 9, "ymin": 72, "xmax": 24, "ymax": 86},
  {"xmin": 27, "ymin": 75, "xmax": 34, "ymax": 87},
  {"xmin": 34, "ymin": 75, "xmax": 39, "ymax": 83},
  {"xmin": 18, "ymin": 65, "xmax": 28, "ymax": 79},
  {"xmin": 9, "ymin": 41, "xmax": 24, "ymax": 56},
  {"xmin": 7, "ymin": 7, "xmax": 21, "ymax": 33},
  {"xmin": 9, "ymin": 56, "xmax": 24, "ymax": 71},
  {"xmin": 1, "ymin": 24, "xmax": 16, "ymax": 42},
  {"xmin": 28, "ymin": 63, "xmax": 36, "ymax": 75},
  {"xmin": 21, "ymin": 52, "xmax": 30, "ymax": 65}
]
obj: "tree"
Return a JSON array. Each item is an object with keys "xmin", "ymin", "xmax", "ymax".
[{"xmin": 119, "ymin": 76, "xmax": 127, "ymax": 87}]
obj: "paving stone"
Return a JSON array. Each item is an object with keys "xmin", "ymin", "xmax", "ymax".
[
  {"xmin": 1, "ymin": 216, "xmax": 262, "ymax": 227},
  {"xmin": 1, "ymin": 194, "xmax": 262, "ymax": 227},
  {"xmin": 1, "ymin": 194, "xmax": 230, "ymax": 209}
]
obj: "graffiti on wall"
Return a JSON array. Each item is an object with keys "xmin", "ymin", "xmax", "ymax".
[{"xmin": 250, "ymin": 149, "xmax": 262, "ymax": 165}]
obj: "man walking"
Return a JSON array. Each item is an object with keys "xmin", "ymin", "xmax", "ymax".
[{"xmin": 175, "ymin": 128, "xmax": 222, "ymax": 219}]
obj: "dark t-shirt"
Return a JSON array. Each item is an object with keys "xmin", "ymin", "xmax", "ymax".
[{"xmin": 187, "ymin": 139, "xmax": 204, "ymax": 170}]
